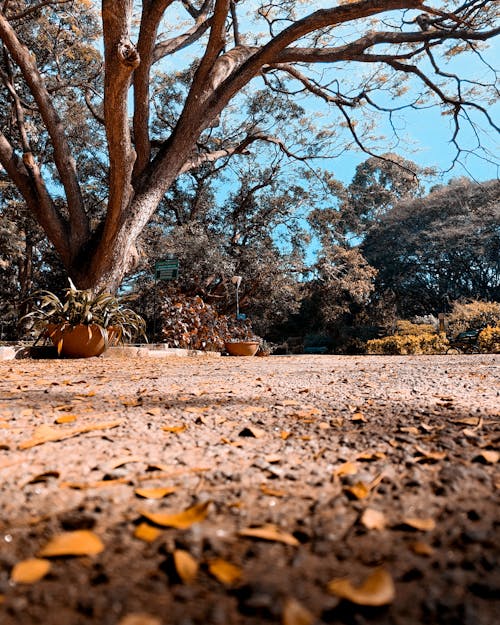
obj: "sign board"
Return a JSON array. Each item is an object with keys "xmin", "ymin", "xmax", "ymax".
[{"xmin": 155, "ymin": 257, "xmax": 179, "ymax": 281}]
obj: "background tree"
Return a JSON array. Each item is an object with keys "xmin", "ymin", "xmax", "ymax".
[
  {"xmin": 362, "ymin": 177, "xmax": 500, "ymax": 317},
  {"xmin": 0, "ymin": 0, "xmax": 498, "ymax": 293}
]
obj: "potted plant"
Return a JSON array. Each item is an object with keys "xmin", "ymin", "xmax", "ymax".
[{"xmin": 21, "ymin": 279, "xmax": 147, "ymax": 358}]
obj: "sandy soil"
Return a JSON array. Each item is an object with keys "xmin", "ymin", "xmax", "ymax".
[{"xmin": 0, "ymin": 354, "xmax": 499, "ymax": 625}]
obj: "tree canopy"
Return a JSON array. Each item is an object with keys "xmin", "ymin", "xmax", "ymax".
[{"xmin": 0, "ymin": 0, "xmax": 498, "ymax": 293}]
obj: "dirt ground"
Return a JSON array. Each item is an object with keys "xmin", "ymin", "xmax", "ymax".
[{"xmin": 0, "ymin": 353, "xmax": 499, "ymax": 625}]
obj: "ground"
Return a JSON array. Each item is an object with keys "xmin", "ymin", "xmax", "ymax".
[{"xmin": 0, "ymin": 354, "xmax": 499, "ymax": 625}]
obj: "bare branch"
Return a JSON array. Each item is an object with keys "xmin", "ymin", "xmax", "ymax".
[{"xmin": 6, "ymin": 0, "xmax": 72, "ymax": 22}]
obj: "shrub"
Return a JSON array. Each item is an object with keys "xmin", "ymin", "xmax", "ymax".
[
  {"xmin": 396, "ymin": 320, "xmax": 437, "ymax": 336},
  {"xmin": 366, "ymin": 332, "xmax": 448, "ymax": 355},
  {"xmin": 160, "ymin": 293, "xmax": 257, "ymax": 351},
  {"xmin": 478, "ymin": 326, "xmax": 500, "ymax": 353},
  {"xmin": 446, "ymin": 301, "xmax": 500, "ymax": 337}
]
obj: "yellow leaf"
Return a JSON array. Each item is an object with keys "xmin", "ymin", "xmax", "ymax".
[
  {"xmin": 54, "ymin": 415, "xmax": 77, "ymax": 424},
  {"xmin": 282, "ymin": 597, "xmax": 315, "ymax": 625},
  {"xmin": 173, "ymin": 549, "xmax": 198, "ymax": 584},
  {"xmin": 208, "ymin": 558, "xmax": 242, "ymax": 585},
  {"xmin": 117, "ymin": 614, "xmax": 162, "ymax": 625},
  {"xmin": 360, "ymin": 508, "xmax": 386, "ymax": 530},
  {"xmin": 334, "ymin": 461, "xmax": 358, "ymax": 477},
  {"xmin": 327, "ymin": 567, "xmax": 395, "ymax": 606},
  {"xmin": 133, "ymin": 523, "xmax": 163, "ymax": 543},
  {"xmin": 344, "ymin": 482, "xmax": 370, "ymax": 500},
  {"xmin": 38, "ymin": 530, "xmax": 104, "ymax": 557},
  {"xmin": 162, "ymin": 424, "xmax": 188, "ymax": 434},
  {"xmin": 401, "ymin": 517, "xmax": 436, "ymax": 531},
  {"xmin": 409, "ymin": 541, "xmax": 435, "ymax": 556},
  {"xmin": 139, "ymin": 501, "xmax": 210, "ymax": 529},
  {"xmin": 239, "ymin": 524, "xmax": 299, "ymax": 546},
  {"xmin": 11, "ymin": 558, "xmax": 51, "ymax": 584},
  {"xmin": 134, "ymin": 487, "xmax": 176, "ymax": 499}
]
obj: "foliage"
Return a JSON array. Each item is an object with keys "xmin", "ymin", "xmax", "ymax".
[
  {"xmin": 160, "ymin": 293, "xmax": 258, "ymax": 352},
  {"xmin": 366, "ymin": 332, "xmax": 448, "ymax": 355},
  {"xmin": 21, "ymin": 280, "xmax": 146, "ymax": 344},
  {"xmin": 478, "ymin": 326, "xmax": 500, "ymax": 353},
  {"xmin": 395, "ymin": 320, "xmax": 437, "ymax": 336},
  {"xmin": 446, "ymin": 300, "xmax": 500, "ymax": 338}
]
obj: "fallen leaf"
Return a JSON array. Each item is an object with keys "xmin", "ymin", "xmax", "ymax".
[
  {"xmin": 260, "ymin": 484, "xmax": 286, "ymax": 497},
  {"xmin": 208, "ymin": 558, "xmax": 242, "ymax": 585},
  {"xmin": 0, "ymin": 594, "xmax": 4, "ymax": 604},
  {"xmin": 473, "ymin": 450, "xmax": 499, "ymax": 464},
  {"xmin": 414, "ymin": 446, "xmax": 446, "ymax": 462},
  {"xmin": 134, "ymin": 487, "xmax": 176, "ymax": 499},
  {"xmin": 351, "ymin": 412, "xmax": 366, "ymax": 422},
  {"xmin": 239, "ymin": 524, "xmax": 299, "ymax": 546},
  {"xmin": 401, "ymin": 517, "xmax": 436, "ymax": 531},
  {"xmin": 357, "ymin": 451, "xmax": 386, "ymax": 461},
  {"xmin": 280, "ymin": 431, "xmax": 292, "ymax": 440},
  {"xmin": 11, "ymin": 558, "xmax": 51, "ymax": 584},
  {"xmin": 25, "ymin": 471, "xmax": 60, "ymax": 485},
  {"xmin": 19, "ymin": 421, "xmax": 123, "ymax": 450},
  {"xmin": 327, "ymin": 567, "xmax": 395, "ymax": 606},
  {"xmin": 173, "ymin": 549, "xmax": 198, "ymax": 584},
  {"xmin": 38, "ymin": 530, "xmax": 104, "ymax": 557},
  {"xmin": 117, "ymin": 614, "xmax": 162, "ymax": 625},
  {"xmin": 265, "ymin": 454, "xmax": 282, "ymax": 464},
  {"xmin": 162, "ymin": 424, "xmax": 188, "ymax": 434},
  {"xmin": 54, "ymin": 415, "xmax": 77, "ymax": 424},
  {"xmin": 282, "ymin": 597, "xmax": 315, "ymax": 625},
  {"xmin": 239, "ymin": 426, "xmax": 266, "ymax": 438},
  {"xmin": 107, "ymin": 456, "xmax": 144, "ymax": 470},
  {"xmin": 409, "ymin": 541, "xmax": 435, "ymax": 556},
  {"xmin": 139, "ymin": 501, "xmax": 210, "ymax": 529},
  {"xmin": 360, "ymin": 508, "xmax": 386, "ymax": 530},
  {"xmin": 344, "ymin": 482, "xmax": 370, "ymax": 500},
  {"xmin": 133, "ymin": 523, "xmax": 163, "ymax": 543},
  {"xmin": 399, "ymin": 426, "xmax": 419, "ymax": 435},
  {"xmin": 334, "ymin": 461, "xmax": 358, "ymax": 477}
]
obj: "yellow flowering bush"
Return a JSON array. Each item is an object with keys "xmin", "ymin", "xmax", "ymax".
[{"xmin": 478, "ymin": 326, "xmax": 500, "ymax": 353}]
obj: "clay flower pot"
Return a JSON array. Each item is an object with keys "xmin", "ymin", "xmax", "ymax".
[
  {"xmin": 46, "ymin": 323, "xmax": 108, "ymax": 358},
  {"xmin": 224, "ymin": 340, "xmax": 260, "ymax": 356}
]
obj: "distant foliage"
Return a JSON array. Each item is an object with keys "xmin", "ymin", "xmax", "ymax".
[
  {"xmin": 161, "ymin": 294, "xmax": 257, "ymax": 351},
  {"xmin": 396, "ymin": 320, "xmax": 437, "ymax": 336},
  {"xmin": 366, "ymin": 333, "xmax": 448, "ymax": 355},
  {"xmin": 446, "ymin": 301, "xmax": 500, "ymax": 337},
  {"xmin": 478, "ymin": 326, "xmax": 500, "ymax": 353}
]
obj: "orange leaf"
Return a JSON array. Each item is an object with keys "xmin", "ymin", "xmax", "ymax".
[
  {"xmin": 409, "ymin": 541, "xmax": 435, "ymax": 556},
  {"xmin": 327, "ymin": 567, "xmax": 395, "ymax": 606},
  {"xmin": 117, "ymin": 614, "xmax": 162, "ymax": 625},
  {"xmin": 54, "ymin": 415, "xmax": 77, "ymax": 424},
  {"xmin": 162, "ymin": 424, "xmax": 188, "ymax": 434},
  {"xmin": 260, "ymin": 484, "xmax": 286, "ymax": 497},
  {"xmin": 11, "ymin": 558, "xmax": 51, "ymax": 584},
  {"xmin": 134, "ymin": 487, "xmax": 176, "ymax": 499},
  {"xmin": 173, "ymin": 549, "xmax": 198, "ymax": 584},
  {"xmin": 139, "ymin": 501, "xmax": 210, "ymax": 529},
  {"xmin": 238, "ymin": 524, "xmax": 299, "ymax": 546},
  {"xmin": 334, "ymin": 461, "xmax": 358, "ymax": 477},
  {"xmin": 344, "ymin": 482, "xmax": 370, "ymax": 500},
  {"xmin": 208, "ymin": 558, "xmax": 242, "ymax": 585},
  {"xmin": 38, "ymin": 530, "xmax": 104, "ymax": 557},
  {"xmin": 133, "ymin": 523, "xmax": 163, "ymax": 543},
  {"xmin": 401, "ymin": 517, "xmax": 436, "ymax": 531},
  {"xmin": 282, "ymin": 597, "xmax": 315, "ymax": 625}
]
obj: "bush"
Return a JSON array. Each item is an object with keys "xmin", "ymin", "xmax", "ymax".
[
  {"xmin": 366, "ymin": 332, "xmax": 448, "ymax": 355},
  {"xmin": 478, "ymin": 326, "xmax": 500, "ymax": 353},
  {"xmin": 446, "ymin": 301, "xmax": 500, "ymax": 337},
  {"xmin": 396, "ymin": 320, "xmax": 437, "ymax": 336},
  {"xmin": 160, "ymin": 293, "xmax": 257, "ymax": 351}
]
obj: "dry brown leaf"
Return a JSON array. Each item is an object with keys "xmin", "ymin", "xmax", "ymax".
[
  {"xmin": 474, "ymin": 450, "xmax": 499, "ymax": 464},
  {"xmin": 0, "ymin": 594, "xmax": 4, "ymax": 605},
  {"xmin": 162, "ymin": 424, "xmax": 188, "ymax": 434},
  {"xmin": 344, "ymin": 482, "xmax": 370, "ymax": 500},
  {"xmin": 280, "ymin": 431, "xmax": 292, "ymax": 440},
  {"xmin": 334, "ymin": 461, "xmax": 358, "ymax": 477},
  {"xmin": 173, "ymin": 549, "xmax": 198, "ymax": 584},
  {"xmin": 134, "ymin": 487, "xmax": 176, "ymax": 499},
  {"xmin": 327, "ymin": 567, "xmax": 395, "ymax": 606},
  {"xmin": 414, "ymin": 446, "xmax": 446, "ymax": 462},
  {"xmin": 107, "ymin": 456, "xmax": 144, "ymax": 470},
  {"xmin": 11, "ymin": 558, "xmax": 51, "ymax": 584},
  {"xmin": 208, "ymin": 558, "xmax": 242, "ymax": 585},
  {"xmin": 239, "ymin": 426, "xmax": 266, "ymax": 438},
  {"xmin": 19, "ymin": 420, "xmax": 122, "ymax": 450},
  {"xmin": 260, "ymin": 484, "xmax": 286, "ymax": 498},
  {"xmin": 265, "ymin": 454, "xmax": 282, "ymax": 464},
  {"xmin": 239, "ymin": 524, "xmax": 299, "ymax": 546},
  {"xmin": 117, "ymin": 614, "xmax": 162, "ymax": 625},
  {"xmin": 351, "ymin": 412, "xmax": 366, "ymax": 422},
  {"xmin": 401, "ymin": 517, "xmax": 436, "ymax": 531},
  {"xmin": 399, "ymin": 426, "xmax": 419, "ymax": 435},
  {"xmin": 139, "ymin": 501, "xmax": 210, "ymax": 529},
  {"xmin": 25, "ymin": 471, "xmax": 60, "ymax": 485},
  {"xmin": 133, "ymin": 523, "xmax": 163, "ymax": 543},
  {"xmin": 357, "ymin": 451, "xmax": 386, "ymax": 461},
  {"xmin": 38, "ymin": 530, "xmax": 104, "ymax": 557},
  {"xmin": 409, "ymin": 541, "xmax": 435, "ymax": 556},
  {"xmin": 282, "ymin": 597, "xmax": 315, "ymax": 625},
  {"xmin": 360, "ymin": 508, "xmax": 386, "ymax": 530},
  {"xmin": 54, "ymin": 415, "xmax": 77, "ymax": 424},
  {"xmin": 60, "ymin": 477, "xmax": 130, "ymax": 489},
  {"xmin": 220, "ymin": 437, "xmax": 243, "ymax": 447}
]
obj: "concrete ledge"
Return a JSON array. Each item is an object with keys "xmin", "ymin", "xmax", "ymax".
[{"xmin": 103, "ymin": 346, "xmax": 221, "ymax": 358}]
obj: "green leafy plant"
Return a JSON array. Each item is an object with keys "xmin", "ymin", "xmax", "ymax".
[{"xmin": 22, "ymin": 279, "xmax": 146, "ymax": 345}]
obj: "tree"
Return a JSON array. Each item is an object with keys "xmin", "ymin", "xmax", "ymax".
[
  {"xmin": 0, "ymin": 0, "xmax": 498, "ymax": 292},
  {"xmin": 362, "ymin": 178, "xmax": 500, "ymax": 316}
]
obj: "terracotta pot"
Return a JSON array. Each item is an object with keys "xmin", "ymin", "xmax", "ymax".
[
  {"xmin": 46, "ymin": 323, "xmax": 108, "ymax": 358},
  {"xmin": 224, "ymin": 340, "xmax": 260, "ymax": 356}
]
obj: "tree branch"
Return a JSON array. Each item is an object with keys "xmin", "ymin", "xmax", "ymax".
[{"xmin": 5, "ymin": 0, "xmax": 72, "ymax": 22}]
